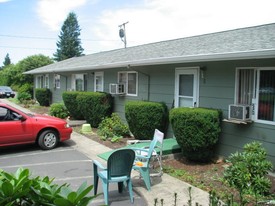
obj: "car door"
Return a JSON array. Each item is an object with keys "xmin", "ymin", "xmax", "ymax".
[{"xmin": 0, "ymin": 106, "xmax": 33, "ymax": 145}]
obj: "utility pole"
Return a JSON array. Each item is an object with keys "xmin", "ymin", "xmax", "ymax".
[{"xmin": 119, "ymin": 21, "xmax": 129, "ymax": 48}]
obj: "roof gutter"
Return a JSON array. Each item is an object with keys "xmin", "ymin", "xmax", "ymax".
[{"xmin": 25, "ymin": 49, "xmax": 275, "ymax": 74}]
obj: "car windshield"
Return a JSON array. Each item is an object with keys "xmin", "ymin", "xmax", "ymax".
[{"xmin": 0, "ymin": 86, "xmax": 13, "ymax": 92}]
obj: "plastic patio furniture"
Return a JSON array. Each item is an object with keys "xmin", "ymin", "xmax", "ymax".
[
  {"xmin": 130, "ymin": 129, "xmax": 164, "ymax": 191},
  {"xmin": 93, "ymin": 149, "xmax": 136, "ymax": 205}
]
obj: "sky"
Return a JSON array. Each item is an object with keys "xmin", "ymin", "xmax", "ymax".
[{"xmin": 1, "ymin": 0, "xmax": 275, "ymax": 65}]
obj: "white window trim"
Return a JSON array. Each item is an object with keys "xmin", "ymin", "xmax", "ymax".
[
  {"xmin": 235, "ymin": 67, "xmax": 275, "ymax": 125},
  {"xmin": 45, "ymin": 74, "xmax": 49, "ymax": 88},
  {"xmin": 118, "ymin": 71, "xmax": 138, "ymax": 96},
  {"xmin": 94, "ymin": 72, "xmax": 104, "ymax": 92},
  {"xmin": 36, "ymin": 75, "xmax": 43, "ymax": 88},
  {"xmin": 54, "ymin": 74, "xmax": 61, "ymax": 89},
  {"xmin": 72, "ymin": 74, "xmax": 85, "ymax": 91}
]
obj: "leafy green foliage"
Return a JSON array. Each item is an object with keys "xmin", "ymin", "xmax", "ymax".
[
  {"xmin": 0, "ymin": 168, "xmax": 97, "ymax": 206},
  {"xmin": 98, "ymin": 113, "xmax": 130, "ymax": 140},
  {"xmin": 223, "ymin": 141, "xmax": 273, "ymax": 205},
  {"xmin": 169, "ymin": 107, "xmax": 222, "ymax": 162},
  {"xmin": 17, "ymin": 92, "xmax": 32, "ymax": 103},
  {"xmin": 17, "ymin": 83, "xmax": 33, "ymax": 98},
  {"xmin": 14, "ymin": 55, "xmax": 53, "ymax": 88},
  {"xmin": 49, "ymin": 102, "xmax": 70, "ymax": 119},
  {"xmin": 76, "ymin": 92, "xmax": 113, "ymax": 127},
  {"xmin": 125, "ymin": 101, "xmax": 168, "ymax": 140},
  {"xmin": 0, "ymin": 54, "xmax": 52, "ymax": 93},
  {"xmin": 62, "ymin": 91, "xmax": 84, "ymax": 120},
  {"xmin": 35, "ymin": 88, "xmax": 51, "ymax": 106},
  {"xmin": 53, "ymin": 12, "xmax": 84, "ymax": 61}
]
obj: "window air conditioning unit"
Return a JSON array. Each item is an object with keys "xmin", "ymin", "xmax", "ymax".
[
  {"xmin": 228, "ymin": 104, "xmax": 251, "ymax": 121},
  {"xmin": 109, "ymin": 83, "xmax": 125, "ymax": 95}
]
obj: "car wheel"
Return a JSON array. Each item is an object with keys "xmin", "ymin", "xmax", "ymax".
[{"xmin": 38, "ymin": 130, "xmax": 58, "ymax": 150}]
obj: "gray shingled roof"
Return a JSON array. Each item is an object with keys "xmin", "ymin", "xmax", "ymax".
[{"xmin": 25, "ymin": 23, "xmax": 275, "ymax": 74}]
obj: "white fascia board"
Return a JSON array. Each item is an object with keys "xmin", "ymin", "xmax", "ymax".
[
  {"xmin": 25, "ymin": 49, "xmax": 275, "ymax": 74},
  {"xmin": 66, "ymin": 49, "xmax": 275, "ymax": 71}
]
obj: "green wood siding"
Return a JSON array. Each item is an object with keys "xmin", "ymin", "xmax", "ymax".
[{"xmin": 43, "ymin": 58, "xmax": 275, "ymax": 166}]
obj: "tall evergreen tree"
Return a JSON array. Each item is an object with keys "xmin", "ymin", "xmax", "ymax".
[
  {"xmin": 3, "ymin": 53, "xmax": 11, "ymax": 66},
  {"xmin": 53, "ymin": 12, "xmax": 84, "ymax": 62}
]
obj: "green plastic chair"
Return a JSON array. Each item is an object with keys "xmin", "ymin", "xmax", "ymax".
[
  {"xmin": 132, "ymin": 129, "xmax": 164, "ymax": 191},
  {"xmin": 93, "ymin": 149, "xmax": 136, "ymax": 205}
]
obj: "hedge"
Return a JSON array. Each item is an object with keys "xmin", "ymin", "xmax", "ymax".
[
  {"xmin": 125, "ymin": 101, "xmax": 168, "ymax": 140},
  {"xmin": 62, "ymin": 91, "xmax": 84, "ymax": 120},
  {"xmin": 170, "ymin": 107, "xmax": 222, "ymax": 162},
  {"xmin": 35, "ymin": 88, "xmax": 51, "ymax": 106},
  {"xmin": 76, "ymin": 92, "xmax": 113, "ymax": 127}
]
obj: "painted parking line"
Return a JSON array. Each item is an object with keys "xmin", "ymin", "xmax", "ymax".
[
  {"xmin": 1, "ymin": 159, "xmax": 92, "ymax": 169},
  {"xmin": 0, "ymin": 148, "xmax": 75, "ymax": 160}
]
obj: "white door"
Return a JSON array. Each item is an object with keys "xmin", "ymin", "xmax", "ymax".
[{"xmin": 175, "ymin": 68, "xmax": 199, "ymax": 108}]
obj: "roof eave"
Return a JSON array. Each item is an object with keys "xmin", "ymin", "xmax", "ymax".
[{"xmin": 24, "ymin": 49, "xmax": 275, "ymax": 74}]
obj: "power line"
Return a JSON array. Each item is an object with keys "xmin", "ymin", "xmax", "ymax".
[
  {"xmin": 0, "ymin": 45, "xmax": 54, "ymax": 50},
  {"xmin": 0, "ymin": 34, "xmax": 119, "ymax": 42},
  {"xmin": 0, "ymin": 45, "xmax": 99, "ymax": 53}
]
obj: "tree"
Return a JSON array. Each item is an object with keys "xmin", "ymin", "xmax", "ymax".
[
  {"xmin": 0, "ymin": 54, "xmax": 53, "ymax": 90},
  {"xmin": 14, "ymin": 54, "xmax": 53, "ymax": 86},
  {"xmin": 3, "ymin": 53, "xmax": 11, "ymax": 66},
  {"xmin": 0, "ymin": 53, "xmax": 11, "ymax": 70},
  {"xmin": 53, "ymin": 12, "xmax": 84, "ymax": 61}
]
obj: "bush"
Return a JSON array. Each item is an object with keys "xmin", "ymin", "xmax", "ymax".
[
  {"xmin": 35, "ymin": 88, "xmax": 51, "ymax": 106},
  {"xmin": 62, "ymin": 91, "xmax": 84, "ymax": 120},
  {"xmin": 0, "ymin": 168, "xmax": 95, "ymax": 206},
  {"xmin": 125, "ymin": 101, "xmax": 168, "ymax": 140},
  {"xmin": 49, "ymin": 102, "xmax": 70, "ymax": 119},
  {"xmin": 98, "ymin": 113, "xmax": 130, "ymax": 140},
  {"xmin": 223, "ymin": 141, "xmax": 273, "ymax": 205},
  {"xmin": 77, "ymin": 92, "xmax": 113, "ymax": 127},
  {"xmin": 17, "ymin": 92, "xmax": 32, "ymax": 103},
  {"xmin": 169, "ymin": 107, "xmax": 222, "ymax": 162},
  {"xmin": 18, "ymin": 83, "xmax": 33, "ymax": 98}
]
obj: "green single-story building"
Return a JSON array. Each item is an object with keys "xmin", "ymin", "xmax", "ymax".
[{"xmin": 25, "ymin": 23, "xmax": 275, "ymax": 166}]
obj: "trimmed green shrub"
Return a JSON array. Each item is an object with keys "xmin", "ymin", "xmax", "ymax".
[
  {"xmin": 169, "ymin": 107, "xmax": 222, "ymax": 162},
  {"xmin": 224, "ymin": 141, "xmax": 273, "ymax": 205},
  {"xmin": 35, "ymin": 88, "xmax": 51, "ymax": 106},
  {"xmin": 77, "ymin": 92, "xmax": 113, "ymax": 127},
  {"xmin": 17, "ymin": 92, "xmax": 32, "ymax": 103},
  {"xmin": 125, "ymin": 101, "xmax": 168, "ymax": 140},
  {"xmin": 98, "ymin": 113, "xmax": 130, "ymax": 140},
  {"xmin": 49, "ymin": 102, "xmax": 70, "ymax": 119},
  {"xmin": 62, "ymin": 91, "xmax": 84, "ymax": 120}
]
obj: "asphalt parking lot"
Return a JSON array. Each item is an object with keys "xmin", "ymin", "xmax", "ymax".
[{"xmin": 0, "ymin": 140, "xmax": 146, "ymax": 205}]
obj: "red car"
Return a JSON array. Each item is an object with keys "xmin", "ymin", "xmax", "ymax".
[{"xmin": 0, "ymin": 102, "xmax": 72, "ymax": 150}]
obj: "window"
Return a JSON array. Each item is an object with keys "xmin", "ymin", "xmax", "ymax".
[
  {"xmin": 118, "ymin": 71, "xmax": 138, "ymax": 96},
  {"xmin": 236, "ymin": 68, "xmax": 275, "ymax": 124},
  {"xmin": 54, "ymin": 74, "xmax": 60, "ymax": 89},
  {"xmin": 94, "ymin": 72, "xmax": 104, "ymax": 92},
  {"xmin": 72, "ymin": 74, "xmax": 85, "ymax": 91},
  {"xmin": 36, "ymin": 75, "xmax": 44, "ymax": 88},
  {"xmin": 45, "ymin": 74, "xmax": 49, "ymax": 88},
  {"xmin": 36, "ymin": 74, "xmax": 50, "ymax": 88}
]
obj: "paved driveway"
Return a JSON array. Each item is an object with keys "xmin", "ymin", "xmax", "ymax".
[{"xmin": 0, "ymin": 141, "xmax": 146, "ymax": 205}]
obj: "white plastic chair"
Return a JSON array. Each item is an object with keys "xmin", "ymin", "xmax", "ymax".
[{"xmin": 128, "ymin": 129, "xmax": 164, "ymax": 177}]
